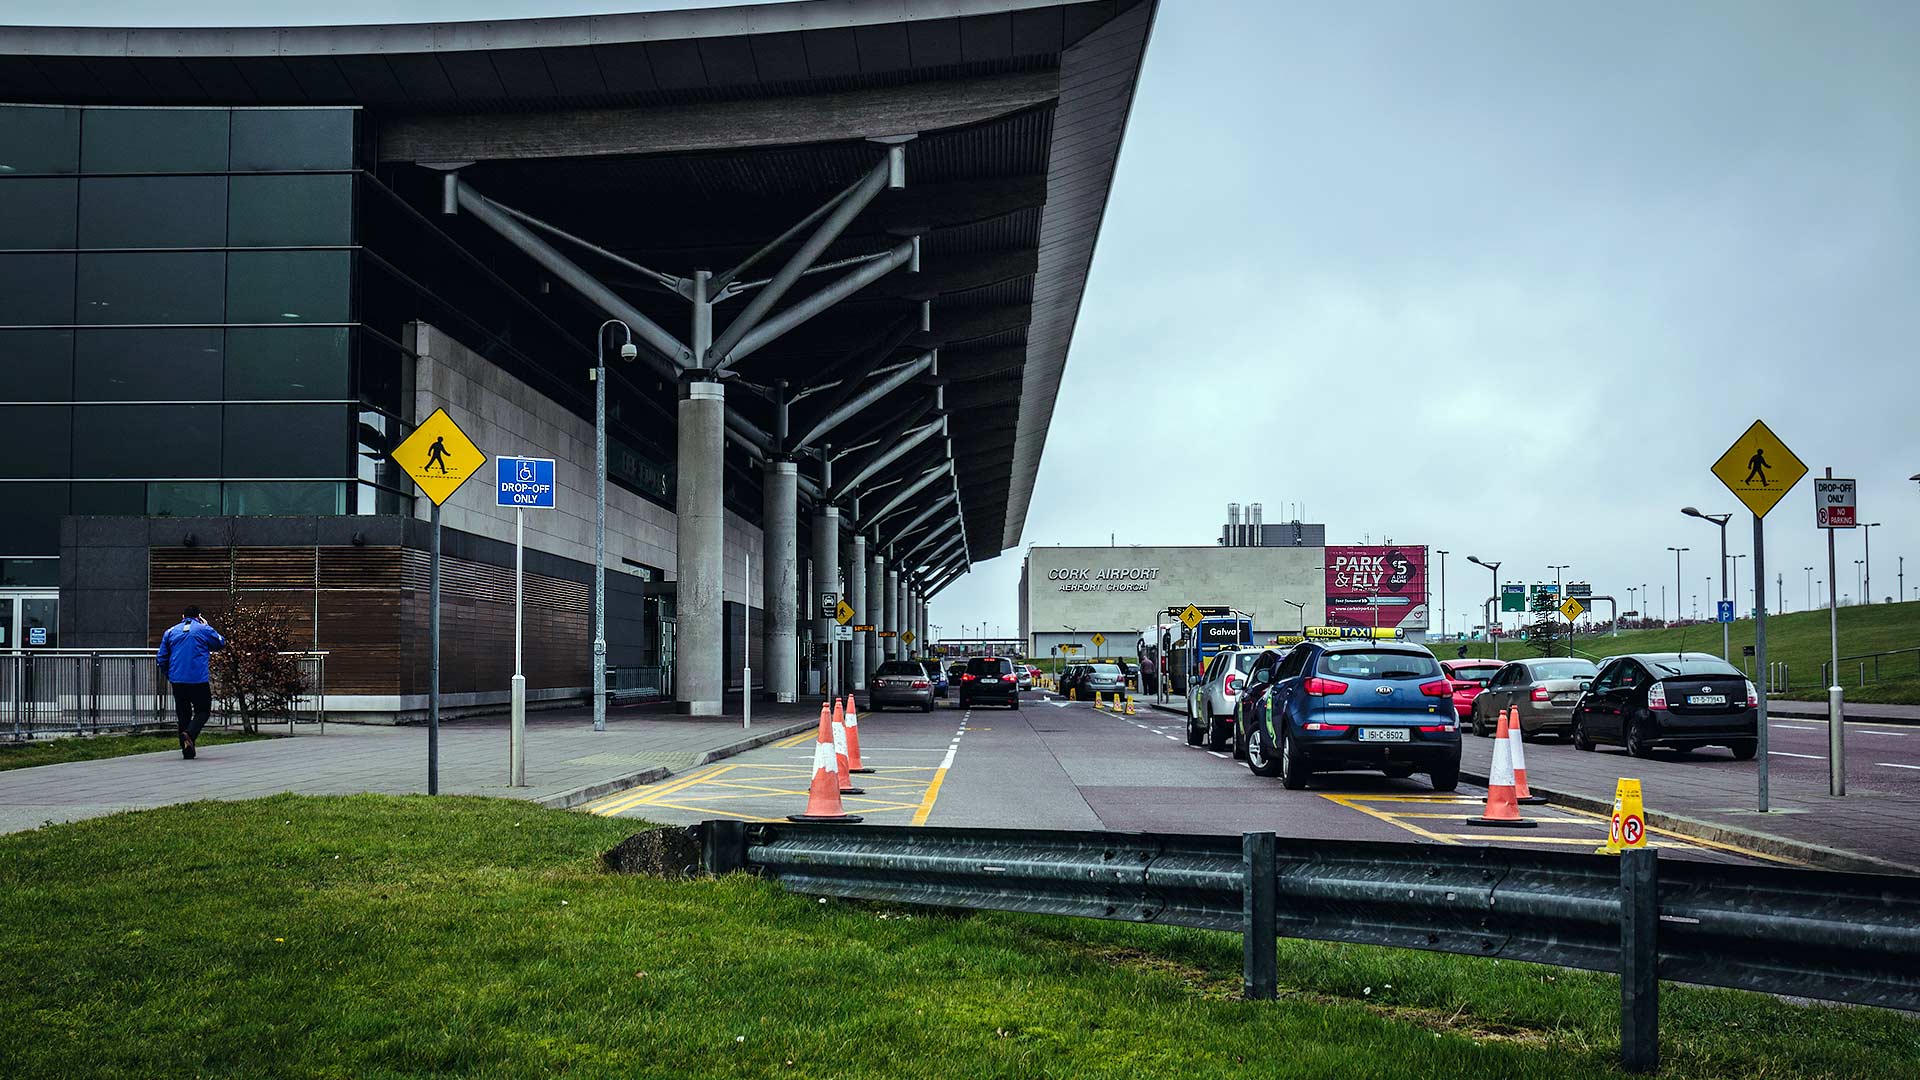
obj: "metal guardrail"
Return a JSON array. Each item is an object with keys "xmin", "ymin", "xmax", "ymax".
[
  {"xmin": 693, "ymin": 821, "xmax": 1920, "ymax": 1074},
  {"xmin": 607, "ymin": 664, "xmax": 671, "ymax": 702},
  {"xmin": 4, "ymin": 649, "xmax": 327, "ymax": 741},
  {"xmin": 1823, "ymin": 646, "xmax": 1920, "ymax": 689}
]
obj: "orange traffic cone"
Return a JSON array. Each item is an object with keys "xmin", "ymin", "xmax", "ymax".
[
  {"xmin": 1506, "ymin": 706, "xmax": 1547, "ymax": 805},
  {"xmin": 788, "ymin": 706, "xmax": 862, "ymax": 823},
  {"xmin": 1467, "ymin": 709, "xmax": 1537, "ymax": 829},
  {"xmin": 844, "ymin": 694, "xmax": 872, "ymax": 774},
  {"xmin": 830, "ymin": 699, "xmax": 865, "ymax": 796}
]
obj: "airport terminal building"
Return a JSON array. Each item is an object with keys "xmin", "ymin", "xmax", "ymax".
[{"xmin": 0, "ymin": 0, "xmax": 1158, "ymax": 716}]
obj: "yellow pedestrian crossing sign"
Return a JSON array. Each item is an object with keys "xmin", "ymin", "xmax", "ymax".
[
  {"xmin": 1091, "ymin": 632, "xmax": 1106, "ymax": 647},
  {"xmin": 1711, "ymin": 419, "xmax": 1806, "ymax": 518},
  {"xmin": 1179, "ymin": 604, "xmax": 1204, "ymax": 630},
  {"xmin": 901, "ymin": 630, "xmax": 915, "ymax": 646},
  {"xmin": 834, "ymin": 600, "xmax": 855, "ymax": 625},
  {"xmin": 391, "ymin": 408, "xmax": 485, "ymax": 506},
  {"xmin": 1560, "ymin": 597, "xmax": 1585, "ymax": 621}
]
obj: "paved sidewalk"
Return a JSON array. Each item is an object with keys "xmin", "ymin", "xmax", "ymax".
[
  {"xmin": 0, "ymin": 700, "xmax": 826, "ymax": 834},
  {"xmin": 1770, "ymin": 699, "xmax": 1920, "ymax": 725}
]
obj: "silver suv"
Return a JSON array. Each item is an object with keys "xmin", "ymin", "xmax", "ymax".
[{"xmin": 1186, "ymin": 646, "xmax": 1260, "ymax": 751}]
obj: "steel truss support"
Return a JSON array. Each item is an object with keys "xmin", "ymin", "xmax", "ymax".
[
  {"xmin": 870, "ymin": 462, "xmax": 952, "ymax": 525},
  {"xmin": 832, "ymin": 415, "xmax": 943, "ymax": 502},
  {"xmin": 793, "ymin": 349, "xmax": 934, "ymax": 452}
]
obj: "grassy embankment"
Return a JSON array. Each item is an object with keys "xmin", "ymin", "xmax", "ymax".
[
  {"xmin": 2, "ymin": 795, "xmax": 1916, "ymax": 1079},
  {"xmin": 1446, "ymin": 600, "xmax": 1920, "ymax": 704},
  {"xmin": 0, "ymin": 730, "xmax": 273, "ymax": 772}
]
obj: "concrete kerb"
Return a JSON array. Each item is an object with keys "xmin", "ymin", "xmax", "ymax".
[{"xmin": 537, "ymin": 719, "xmax": 815, "ymax": 810}]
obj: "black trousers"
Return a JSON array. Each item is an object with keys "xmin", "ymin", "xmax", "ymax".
[{"xmin": 172, "ymin": 682, "xmax": 213, "ymax": 741}]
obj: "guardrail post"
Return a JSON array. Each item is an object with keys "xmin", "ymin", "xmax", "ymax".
[
  {"xmin": 1242, "ymin": 831, "xmax": 1277, "ymax": 1000},
  {"xmin": 701, "ymin": 819, "xmax": 749, "ymax": 876},
  {"xmin": 1620, "ymin": 847, "xmax": 1659, "ymax": 1073}
]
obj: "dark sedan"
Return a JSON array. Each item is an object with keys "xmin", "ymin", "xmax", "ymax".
[{"xmin": 1570, "ymin": 653, "xmax": 1758, "ymax": 759}]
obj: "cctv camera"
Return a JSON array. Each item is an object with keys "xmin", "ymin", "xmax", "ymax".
[{"xmin": 619, "ymin": 343, "xmax": 637, "ymax": 361}]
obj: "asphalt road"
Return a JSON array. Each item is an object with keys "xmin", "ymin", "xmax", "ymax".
[{"xmin": 587, "ymin": 691, "xmax": 1776, "ymax": 865}]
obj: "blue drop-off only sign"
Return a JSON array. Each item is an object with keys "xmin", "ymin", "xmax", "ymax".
[{"xmin": 496, "ymin": 457, "xmax": 557, "ymax": 509}]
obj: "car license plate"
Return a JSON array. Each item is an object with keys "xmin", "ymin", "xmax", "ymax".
[
  {"xmin": 1687, "ymin": 694, "xmax": 1726, "ymax": 706},
  {"xmin": 1358, "ymin": 728, "xmax": 1410, "ymax": 743}
]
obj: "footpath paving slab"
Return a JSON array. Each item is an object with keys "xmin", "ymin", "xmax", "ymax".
[
  {"xmin": 1770, "ymin": 699, "xmax": 1920, "ymax": 725},
  {"xmin": 0, "ymin": 700, "xmax": 825, "ymax": 834}
]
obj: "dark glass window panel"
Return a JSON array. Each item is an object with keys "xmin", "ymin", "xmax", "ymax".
[
  {"xmin": 229, "ymin": 109, "xmax": 354, "ymax": 172},
  {"xmin": 79, "ymin": 176, "xmax": 227, "ymax": 249},
  {"xmin": 0, "ymin": 329, "xmax": 75, "ymax": 401},
  {"xmin": 77, "ymin": 252, "xmax": 226, "ymax": 325},
  {"xmin": 147, "ymin": 481, "xmax": 220, "ymax": 517},
  {"xmin": 72, "ymin": 403, "xmax": 220, "ymax": 478},
  {"xmin": 223, "ymin": 403, "xmax": 345, "ymax": 478},
  {"xmin": 225, "ymin": 326, "xmax": 349, "ymax": 400},
  {"xmin": 0, "ymin": 404, "xmax": 73, "ymax": 478},
  {"xmin": 223, "ymin": 480, "xmax": 344, "ymax": 516},
  {"xmin": 226, "ymin": 250, "xmax": 350, "ymax": 324},
  {"xmin": 356, "ymin": 483, "xmax": 412, "ymax": 515},
  {"xmin": 74, "ymin": 328, "xmax": 223, "ymax": 401},
  {"xmin": 70, "ymin": 481, "xmax": 145, "ymax": 515},
  {"xmin": 0, "ymin": 178, "xmax": 77, "ymax": 248},
  {"xmin": 355, "ymin": 329, "xmax": 413, "ymax": 414},
  {"xmin": 0, "ymin": 106, "xmax": 81, "ymax": 174},
  {"xmin": 80, "ymin": 108, "xmax": 229, "ymax": 174},
  {"xmin": 0, "ymin": 254, "xmax": 76, "ymax": 325},
  {"xmin": 228, "ymin": 174, "xmax": 352, "ymax": 247},
  {"xmin": 1, "ymin": 558, "xmax": 62, "ymax": 587},
  {"xmin": 3, "ymin": 483, "xmax": 68, "ymax": 555}
]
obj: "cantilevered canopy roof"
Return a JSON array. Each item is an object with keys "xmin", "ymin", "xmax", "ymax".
[{"xmin": 0, "ymin": 0, "xmax": 1157, "ymax": 582}]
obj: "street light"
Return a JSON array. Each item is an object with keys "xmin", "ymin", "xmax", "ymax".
[
  {"xmin": 1682, "ymin": 507, "xmax": 1732, "ymax": 657},
  {"xmin": 1731, "ymin": 554, "xmax": 1747, "ymax": 611},
  {"xmin": 1665, "ymin": 547, "xmax": 1690, "ymax": 626},
  {"xmin": 1853, "ymin": 560, "xmax": 1864, "ymax": 605},
  {"xmin": 1467, "ymin": 555, "xmax": 1501, "ymax": 659},
  {"xmin": 1547, "ymin": 564, "xmax": 1570, "ymax": 655},
  {"xmin": 593, "ymin": 320, "xmax": 636, "ymax": 734},
  {"xmin": 1862, "ymin": 522, "xmax": 1882, "ymax": 603},
  {"xmin": 1281, "ymin": 597, "xmax": 1306, "ymax": 631},
  {"xmin": 1435, "ymin": 550, "xmax": 1449, "ymax": 638}
]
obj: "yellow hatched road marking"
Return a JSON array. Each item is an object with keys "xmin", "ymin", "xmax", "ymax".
[
  {"xmin": 912, "ymin": 766, "xmax": 951, "ymax": 826},
  {"xmin": 586, "ymin": 764, "xmax": 731, "ymax": 816},
  {"xmin": 1548, "ymin": 803, "xmax": 1807, "ymax": 866},
  {"xmin": 1317, "ymin": 794, "xmax": 1460, "ymax": 845},
  {"xmin": 774, "ymin": 731, "xmax": 817, "ymax": 749}
]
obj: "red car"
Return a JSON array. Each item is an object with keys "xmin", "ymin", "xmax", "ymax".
[{"xmin": 1439, "ymin": 658, "xmax": 1505, "ymax": 721}]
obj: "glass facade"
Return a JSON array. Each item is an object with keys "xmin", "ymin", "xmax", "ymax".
[{"xmin": 0, "ymin": 104, "xmax": 404, "ymax": 555}]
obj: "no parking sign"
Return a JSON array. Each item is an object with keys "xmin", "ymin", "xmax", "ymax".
[{"xmin": 1598, "ymin": 777, "xmax": 1646, "ymax": 855}]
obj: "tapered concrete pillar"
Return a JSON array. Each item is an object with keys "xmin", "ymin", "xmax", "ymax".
[
  {"xmin": 885, "ymin": 568, "xmax": 901, "ymax": 659},
  {"xmin": 848, "ymin": 535, "xmax": 868, "ymax": 690},
  {"xmin": 676, "ymin": 378, "xmax": 726, "ymax": 714},
  {"xmin": 868, "ymin": 551, "xmax": 886, "ymax": 675},
  {"xmin": 761, "ymin": 460, "xmax": 798, "ymax": 702},
  {"xmin": 812, "ymin": 505, "xmax": 841, "ymax": 698}
]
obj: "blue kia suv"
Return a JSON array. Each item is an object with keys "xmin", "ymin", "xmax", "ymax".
[{"xmin": 1233, "ymin": 634, "xmax": 1461, "ymax": 791}]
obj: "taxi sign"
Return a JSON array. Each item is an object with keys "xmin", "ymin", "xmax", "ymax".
[
  {"xmin": 834, "ymin": 600, "xmax": 855, "ymax": 626},
  {"xmin": 1560, "ymin": 597, "xmax": 1585, "ymax": 621},
  {"xmin": 1178, "ymin": 604, "xmax": 1205, "ymax": 630},
  {"xmin": 1304, "ymin": 626, "xmax": 1404, "ymax": 640},
  {"xmin": 901, "ymin": 630, "xmax": 916, "ymax": 646},
  {"xmin": 391, "ymin": 408, "xmax": 485, "ymax": 506},
  {"xmin": 1265, "ymin": 635, "xmax": 1305, "ymax": 647},
  {"xmin": 1711, "ymin": 419, "xmax": 1807, "ymax": 518},
  {"xmin": 1090, "ymin": 632, "xmax": 1106, "ymax": 647}
]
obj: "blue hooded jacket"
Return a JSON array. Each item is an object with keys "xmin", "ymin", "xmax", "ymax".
[{"xmin": 157, "ymin": 618, "xmax": 226, "ymax": 684}]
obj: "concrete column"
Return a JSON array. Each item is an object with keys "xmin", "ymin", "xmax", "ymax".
[
  {"xmin": 868, "ymin": 551, "xmax": 886, "ymax": 675},
  {"xmin": 886, "ymin": 568, "xmax": 901, "ymax": 659},
  {"xmin": 676, "ymin": 377, "xmax": 726, "ymax": 714},
  {"xmin": 761, "ymin": 460, "xmax": 798, "ymax": 702},
  {"xmin": 812, "ymin": 505, "xmax": 841, "ymax": 698},
  {"xmin": 848, "ymin": 535, "xmax": 868, "ymax": 690}
]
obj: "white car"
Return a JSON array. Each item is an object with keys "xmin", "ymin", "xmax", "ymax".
[{"xmin": 1186, "ymin": 646, "xmax": 1260, "ymax": 751}]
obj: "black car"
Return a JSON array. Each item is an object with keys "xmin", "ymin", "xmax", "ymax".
[
  {"xmin": 1569, "ymin": 652, "xmax": 1758, "ymax": 759},
  {"xmin": 958, "ymin": 656, "xmax": 1022, "ymax": 709}
]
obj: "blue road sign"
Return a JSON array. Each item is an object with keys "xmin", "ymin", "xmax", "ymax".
[
  {"xmin": 28, "ymin": 626, "xmax": 48, "ymax": 645},
  {"xmin": 1716, "ymin": 600, "xmax": 1735, "ymax": 623},
  {"xmin": 496, "ymin": 456, "xmax": 557, "ymax": 509}
]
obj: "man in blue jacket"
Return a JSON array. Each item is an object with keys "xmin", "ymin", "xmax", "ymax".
[{"xmin": 157, "ymin": 605, "xmax": 226, "ymax": 759}]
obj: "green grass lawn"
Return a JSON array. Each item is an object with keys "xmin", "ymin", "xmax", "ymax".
[
  {"xmin": 0, "ymin": 730, "xmax": 274, "ymax": 772},
  {"xmin": 1442, "ymin": 600, "xmax": 1920, "ymax": 703},
  {"xmin": 2, "ymin": 796, "xmax": 1915, "ymax": 1078}
]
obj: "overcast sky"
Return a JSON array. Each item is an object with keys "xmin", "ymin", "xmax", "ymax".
[{"xmin": 19, "ymin": 1, "xmax": 1918, "ymax": 639}]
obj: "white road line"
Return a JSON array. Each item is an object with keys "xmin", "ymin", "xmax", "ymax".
[
  {"xmin": 1771, "ymin": 724, "xmax": 1819, "ymax": 731},
  {"xmin": 1208, "ymin": 751, "xmax": 1230, "ymax": 759},
  {"xmin": 1858, "ymin": 729, "xmax": 1909, "ymax": 737},
  {"xmin": 1768, "ymin": 751, "xmax": 1824, "ymax": 759},
  {"xmin": 1875, "ymin": 762, "xmax": 1920, "ymax": 771}
]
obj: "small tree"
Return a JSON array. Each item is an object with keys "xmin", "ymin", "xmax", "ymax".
[
  {"xmin": 211, "ymin": 598, "xmax": 308, "ymax": 734},
  {"xmin": 1522, "ymin": 589, "xmax": 1563, "ymax": 657}
]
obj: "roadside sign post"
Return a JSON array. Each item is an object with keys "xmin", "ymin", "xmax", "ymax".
[
  {"xmin": 392, "ymin": 408, "xmax": 486, "ymax": 796},
  {"xmin": 496, "ymin": 456, "xmax": 556, "ymax": 785},
  {"xmin": 1711, "ymin": 419, "xmax": 1808, "ymax": 813},
  {"xmin": 821, "ymin": 593, "xmax": 841, "ymax": 704},
  {"xmin": 1816, "ymin": 469, "xmax": 1855, "ymax": 795},
  {"xmin": 743, "ymin": 551, "xmax": 751, "ymax": 731}
]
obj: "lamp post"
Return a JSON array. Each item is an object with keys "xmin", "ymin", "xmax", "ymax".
[
  {"xmin": 1854, "ymin": 560, "xmax": 1865, "ymax": 604},
  {"xmin": 1548, "ymin": 564, "xmax": 1570, "ymax": 654},
  {"xmin": 1666, "ymin": 546, "xmax": 1690, "ymax": 627},
  {"xmin": 594, "ymin": 320, "xmax": 636, "ymax": 734},
  {"xmin": 1862, "ymin": 522, "xmax": 1882, "ymax": 603},
  {"xmin": 1468, "ymin": 555, "xmax": 1501, "ymax": 659},
  {"xmin": 1731, "ymin": 554, "xmax": 1746, "ymax": 611},
  {"xmin": 1282, "ymin": 598, "xmax": 1306, "ymax": 632},
  {"xmin": 1682, "ymin": 507, "xmax": 1731, "ymax": 657},
  {"xmin": 1805, "ymin": 566, "xmax": 1815, "ymax": 611},
  {"xmin": 1435, "ymin": 549, "xmax": 1449, "ymax": 639}
]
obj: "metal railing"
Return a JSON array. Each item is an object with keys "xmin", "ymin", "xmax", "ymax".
[
  {"xmin": 607, "ymin": 664, "xmax": 671, "ymax": 702},
  {"xmin": 693, "ymin": 821, "xmax": 1920, "ymax": 1074},
  {"xmin": 4, "ymin": 649, "xmax": 327, "ymax": 741},
  {"xmin": 1822, "ymin": 646, "xmax": 1920, "ymax": 689}
]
